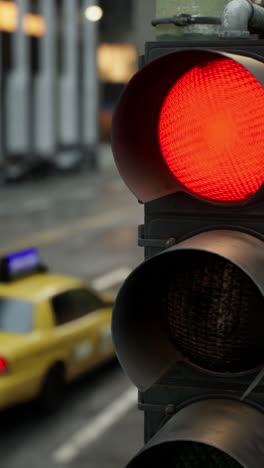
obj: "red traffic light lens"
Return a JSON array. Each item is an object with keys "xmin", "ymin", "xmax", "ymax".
[{"xmin": 159, "ymin": 57, "xmax": 264, "ymax": 203}]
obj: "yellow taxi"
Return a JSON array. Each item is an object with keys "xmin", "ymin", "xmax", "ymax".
[{"xmin": 0, "ymin": 247, "xmax": 115, "ymax": 411}]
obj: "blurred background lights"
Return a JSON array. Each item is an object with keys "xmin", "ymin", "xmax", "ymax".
[
  {"xmin": 97, "ymin": 44, "xmax": 137, "ymax": 83},
  {"xmin": 84, "ymin": 5, "xmax": 103, "ymax": 22}
]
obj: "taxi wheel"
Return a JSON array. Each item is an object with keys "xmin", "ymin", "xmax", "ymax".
[{"xmin": 39, "ymin": 364, "xmax": 65, "ymax": 413}]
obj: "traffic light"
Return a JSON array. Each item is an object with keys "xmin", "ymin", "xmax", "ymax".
[{"xmin": 112, "ymin": 39, "xmax": 264, "ymax": 467}]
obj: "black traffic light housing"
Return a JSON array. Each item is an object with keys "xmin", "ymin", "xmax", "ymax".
[{"xmin": 112, "ymin": 39, "xmax": 264, "ymax": 467}]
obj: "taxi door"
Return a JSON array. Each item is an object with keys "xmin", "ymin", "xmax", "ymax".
[{"xmin": 51, "ymin": 288, "xmax": 113, "ymax": 380}]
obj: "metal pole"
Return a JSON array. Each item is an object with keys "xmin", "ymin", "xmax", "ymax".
[
  {"xmin": 156, "ymin": 0, "xmax": 228, "ymax": 39},
  {"xmin": 81, "ymin": 0, "xmax": 99, "ymax": 168},
  {"xmin": 57, "ymin": 0, "xmax": 80, "ymax": 169},
  {"xmin": 221, "ymin": 0, "xmax": 264, "ymax": 37},
  {"xmin": 33, "ymin": 0, "xmax": 56, "ymax": 158},
  {"xmin": 6, "ymin": 0, "xmax": 30, "ymax": 156}
]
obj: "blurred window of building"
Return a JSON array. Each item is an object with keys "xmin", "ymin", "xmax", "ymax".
[
  {"xmin": 23, "ymin": 12, "xmax": 45, "ymax": 37},
  {"xmin": 98, "ymin": 43, "xmax": 137, "ymax": 84},
  {"xmin": 0, "ymin": 0, "xmax": 18, "ymax": 33},
  {"xmin": 0, "ymin": 1, "xmax": 45, "ymax": 36}
]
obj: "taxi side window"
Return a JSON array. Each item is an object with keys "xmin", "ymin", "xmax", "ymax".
[{"xmin": 52, "ymin": 288, "xmax": 104, "ymax": 326}]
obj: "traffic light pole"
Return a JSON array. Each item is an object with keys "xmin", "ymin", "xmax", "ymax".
[{"xmin": 155, "ymin": 0, "xmax": 227, "ymax": 39}]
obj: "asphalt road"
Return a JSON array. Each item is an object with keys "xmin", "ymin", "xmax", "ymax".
[{"xmin": 0, "ymin": 145, "xmax": 144, "ymax": 468}]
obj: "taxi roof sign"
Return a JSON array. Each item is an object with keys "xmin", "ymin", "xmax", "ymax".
[{"xmin": 0, "ymin": 247, "xmax": 46, "ymax": 282}]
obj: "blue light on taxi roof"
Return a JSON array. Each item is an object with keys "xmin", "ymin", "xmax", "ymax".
[
  {"xmin": 6, "ymin": 247, "xmax": 41, "ymax": 276},
  {"xmin": 0, "ymin": 248, "xmax": 47, "ymax": 282}
]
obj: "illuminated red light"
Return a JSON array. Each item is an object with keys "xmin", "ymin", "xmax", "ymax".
[
  {"xmin": 159, "ymin": 58, "xmax": 264, "ymax": 202},
  {"xmin": 0, "ymin": 356, "xmax": 8, "ymax": 373}
]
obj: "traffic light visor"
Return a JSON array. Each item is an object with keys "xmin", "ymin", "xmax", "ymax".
[
  {"xmin": 127, "ymin": 400, "xmax": 264, "ymax": 468},
  {"xmin": 112, "ymin": 50, "xmax": 264, "ymax": 203}
]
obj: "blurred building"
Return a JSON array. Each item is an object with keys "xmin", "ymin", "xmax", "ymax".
[
  {"xmin": 98, "ymin": 0, "xmax": 155, "ymax": 141},
  {"xmin": 0, "ymin": 0, "xmax": 155, "ymax": 177}
]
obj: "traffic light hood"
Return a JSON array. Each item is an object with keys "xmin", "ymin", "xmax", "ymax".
[
  {"xmin": 112, "ymin": 230, "xmax": 264, "ymax": 390},
  {"xmin": 126, "ymin": 399, "xmax": 264, "ymax": 467},
  {"xmin": 112, "ymin": 49, "xmax": 264, "ymax": 204}
]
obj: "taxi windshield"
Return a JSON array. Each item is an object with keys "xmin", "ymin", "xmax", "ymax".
[{"xmin": 0, "ymin": 298, "xmax": 33, "ymax": 333}]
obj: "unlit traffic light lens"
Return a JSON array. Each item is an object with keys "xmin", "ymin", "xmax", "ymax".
[
  {"xmin": 159, "ymin": 57, "xmax": 264, "ymax": 203},
  {"xmin": 162, "ymin": 253, "xmax": 264, "ymax": 373},
  {"xmin": 131, "ymin": 442, "xmax": 242, "ymax": 467},
  {"xmin": 172, "ymin": 442, "xmax": 242, "ymax": 467}
]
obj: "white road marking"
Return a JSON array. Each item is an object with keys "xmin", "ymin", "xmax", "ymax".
[
  {"xmin": 0, "ymin": 199, "xmax": 51, "ymax": 214},
  {"xmin": 0, "ymin": 208, "xmax": 139, "ymax": 254},
  {"xmin": 52, "ymin": 387, "xmax": 137, "ymax": 464},
  {"xmin": 2, "ymin": 188, "xmax": 95, "ymax": 215},
  {"xmin": 24, "ymin": 198, "xmax": 51, "ymax": 212},
  {"xmin": 70, "ymin": 188, "xmax": 95, "ymax": 200},
  {"xmin": 91, "ymin": 267, "xmax": 131, "ymax": 291}
]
